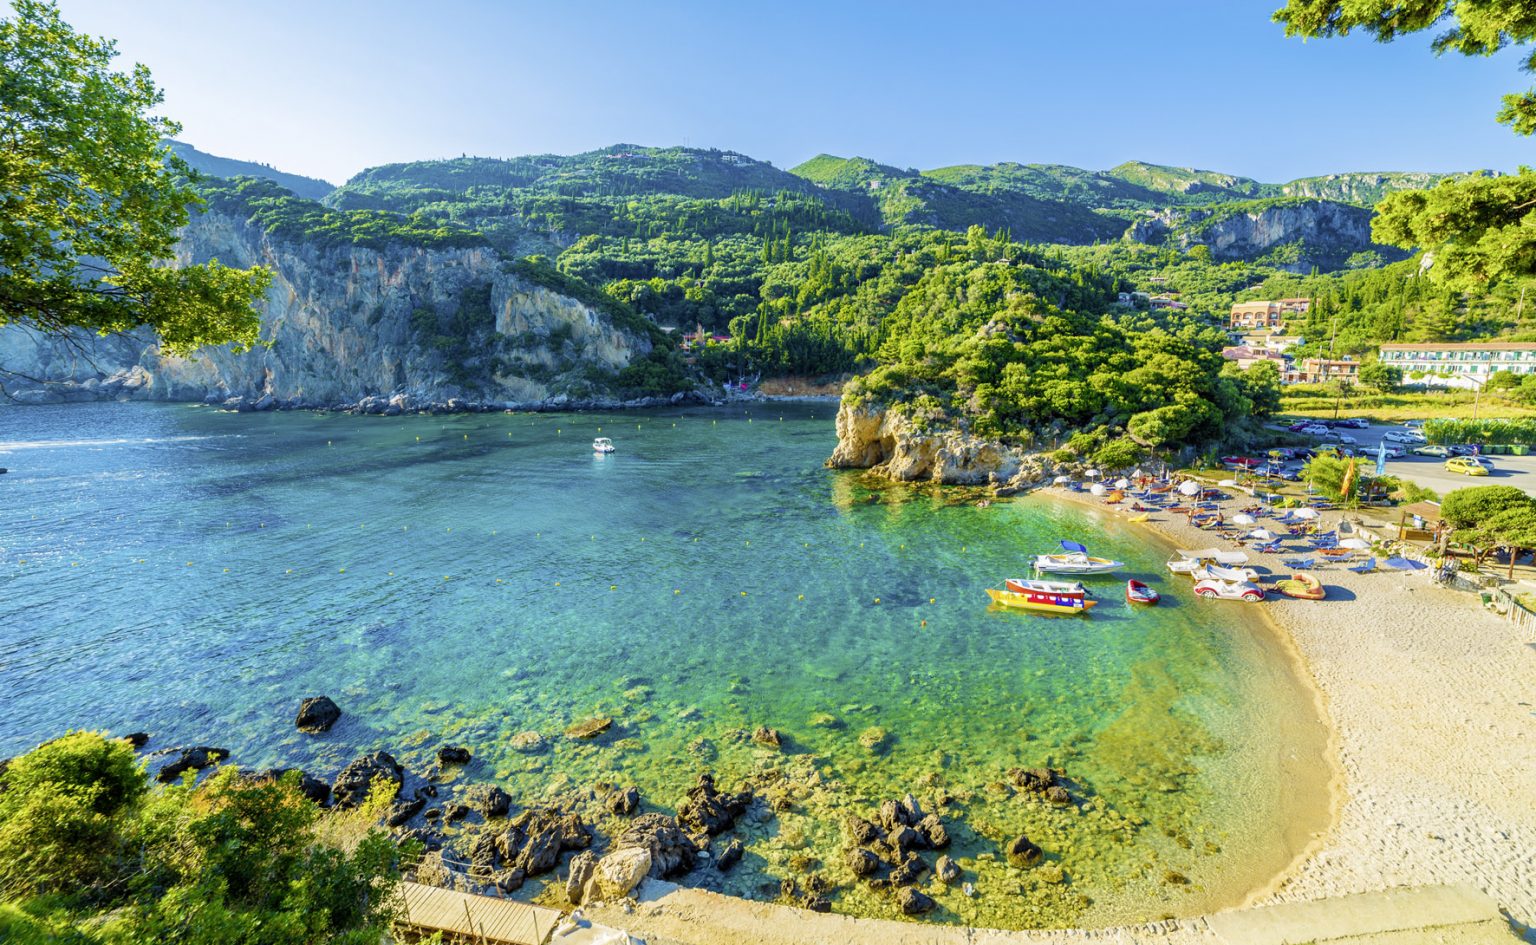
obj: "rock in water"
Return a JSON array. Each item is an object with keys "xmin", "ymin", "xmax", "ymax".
[
  {"xmin": 466, "ymin": 784, "xmax": 512, "ymax": 818},
  {"xmin": 716, "ymin": 838, "xmax": 743, "ymax": 872},
  {"xmin": 614, "ymin": 813, "xmax": 696, "ymax": 877},
  {"xmin": 1005, "ymin": 834, "xmax": 1043, "ymax": 868},
  {"xmin": 897, "ymin": 887, "xmax": 936, "ymax": 915},
  {"xmin": 935, "ymin": 855, "xmax": 961, "ymax": 885},
  {"xmin": 295, "ymin": 696, "xmax": 342, "ymax": 733},
  {"xmin": 592, "ymin": 846, "xmax": 652, "ymax": 901},
  {"xmin": 916, "ymin": 813, "xmax": 949, "ymax": 849},
  {"xmin": 845, "ymin": 848, "xmax": 880, "ymax": 877},
  {"xmin": 751, "ymin": 726, "xmax": 782, "ymax": 748},
  {"xmin": 121, "ymin": 732, "xmax": 150, "ymax": 749},
  {"xmin": 156, "ymin": 746, "xmax": 229, "ymax": 783},
  {"xmin": 509, "ymin": 730, "xmax": 547, "ymax": 753},
  {"xmin": 565, "ymin": 717, "xmax": 613, "ymax": 740},
  {"xmin": 331, "ymin": 751, "xmax": 404, "ymax": 808},
  {"xmin": 845, "ymin": 816, "xmax": 881, "ymax": 846},
  {"xmin": 436, "ymin": 745, "xmax": 471, "ymax": 765},
  {"xmin": 386, "ymin": 796, "xmax": 425, "ymax": 827},
  {"xmin": 677, "ymin": 772, "xmax": 748, "ymax": 836},
  {"xmin": 566, "ymin": 850, "xmax": 598, "ymax": 904},
  {"xmin": 605, "ymin": 785, "xmax": 640, "ymax": 816}
]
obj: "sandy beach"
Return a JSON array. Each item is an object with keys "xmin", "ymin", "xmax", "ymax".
[{"xmin": 581, "ymin": 486, "xmax": 1536, "ymax": 944}]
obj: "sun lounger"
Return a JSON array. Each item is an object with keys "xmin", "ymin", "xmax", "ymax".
[
  {"xmin": 1282, "ymin": 557, "xmax": 1315, "ymax": 570},
  {"xmin": 1348, "ymin": 557, "xmax": 1377, "ymax": 574}
]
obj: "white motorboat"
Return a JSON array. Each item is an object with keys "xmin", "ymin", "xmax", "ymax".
[
  {"xmin": 1032, "ymin": 552, "xmax": 1124, "ymax": 575},
  {"xmin": 593, "ymin": 437, "xmax": 616, "ymax": 453}
]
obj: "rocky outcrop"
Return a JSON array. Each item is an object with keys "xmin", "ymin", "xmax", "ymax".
[
  {"xmin": 827, "ymin": 400, "xmax": 1054, "ymax": 487},
  {"xmin": 0, "ymin": 207, "xmax": 668, "ymax": 409},
  {"xmin": 331, "ymin": 751, "xmax": 404, "ymax": 808},
  {"xmin": 295, "ymin": 696, "xmax": 342, "ymax": 733},
  {"xmin": 1125, "ymin": 198, "xmax": 1399, "ymax": 271}
]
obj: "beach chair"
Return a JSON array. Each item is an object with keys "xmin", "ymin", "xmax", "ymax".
[
  {"xmin": 1348, "ymin": 557, "xmax": 1377, "ymax": 574},
  {"xmin": 1282, "ymin": 557, "xmax": 1315, "ymax": 570},
  {"xmin": 1254, "ymin": 540, "xmax": 1282, "ymax": 554}
]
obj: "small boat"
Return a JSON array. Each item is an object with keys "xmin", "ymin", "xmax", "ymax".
[
  {"xmin": 592, "ymin": 437, "xmax": 616, "ymax": 453},
  {"xmin": 1166, "ymin": 548, "xmax": 1249, "ymax": 574},
  {"xmin": 1033, "ymin": 552, "xmax": 1123, "ymax": 575},
  {"xmin": 1274, "ymin": 573, "xmax": 1326, "ymax": 600},
  {"xmin": 987, "ymin": 579, "xmax": 1097, "ymax": 615},
  {"xmin": 1126, "ymin": 579, "xmax": 1160, "ymax": 605},
  {"xmin": 1191, "ymin": 563, "xmax": 1261, "ymax": 583}
]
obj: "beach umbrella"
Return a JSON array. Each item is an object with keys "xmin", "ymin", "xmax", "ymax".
[
  {"xmin": 1132, "ymin": 468, "xmax": 1144, "ymax": 479},
  {"xmin": 1090, "ymin": 483, "xmax": 1106, "ymax": 496},
  {"xmin": 1231, "ymin": 512, "xmax": 1256, "ymax": 526},
  {"xmin": 1383, "ymin": 556, "xmax": 1427, "ymax": 571},
  {"xmin": 1179, "ymin": 481, "xmax": 1201, "ymax": 496},
  {"xmin": 1219, "ymin": 478, "xmax": 1237, "ymax": 487},
  {"xmin": 1114, "ymin": 478, "xmax": 1131, "ymax": 489},
  {"xmin": 1053, "ymin": 475, "xmax": 1071, "ymax": 485},
  {"xmin": 1293, "ymin": 507, "xmax": 1319, "ymax": 520},
  {"xmin": 1085, "ymin": 468, "xmax": 1100, "ymax": 478},
  {"xmin": 1339, "ymin": 538, "xmax": 1372, "ymax": 551},
  {"xmin": 1249, "ymin": 528, "xmax": 1276, "ymax": 541}
]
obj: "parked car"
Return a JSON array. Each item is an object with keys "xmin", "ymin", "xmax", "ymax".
[
  {"xmin": 1193, "ymin": 578, "xmax": 1266, "ymax": 602},
  {"xmin": 1316, "ymin": 445, "xmax": 1355, "ymax": 458},
  {"xmin": 1336, "ymin": 433, "xmax": 1357, "ymax": 444},
  {"xmin": 1447, "ymin": 444, "xmax": 1480, "ymax": 456},
  {"xmin": 1403, "ymin": 419, "xmax": 1427, "ymax": 429},
  {"xmin": 1300, "ymin": 424, "xmax": 1331, "ymax": 436},
  {"xmin": 1378, "ymin": 444, "xmax": 1405, "ymax": 459},
  {"xmin": 1412, "ymin": 445, "xmax": 1450, "ymax": 457},
  {"xmin": 1383, "ymin": 430, "xmax": 1425, "ymax": 443},
  {"xmin": 1445, "ymin": 457, "xmax": 1490, "ymax": 476},
  {"xmin": 1338, "ymin": 417, "xmax": 1370, "ymax": 429}
]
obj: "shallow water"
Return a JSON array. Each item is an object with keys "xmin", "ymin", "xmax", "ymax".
[{"xmin": 0, "ymin": 402, "xmax": 1328, "ymax": 927}]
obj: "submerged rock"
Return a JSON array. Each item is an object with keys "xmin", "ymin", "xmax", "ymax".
[
  {"xmin": 845, "ymin": 848, "xmax": 880, "ymax": 877},
  {"xmin": 1005, "ymin": 834, "xmax": 1043, "ymax": 869},
  {"xmin": 605, "ymin": 785, "xmax": 640, "ymax": 816},
  {"xmin": 716, "ymin": 838, "xmax": 743, "ymax": 872},
  {"xmin": 565, "ymin": 717, "xmax": 613, "ymax": 740},
  {"xmin": 751, "ymin": 726, "xmax": 782, "ymax": 749},
  {"xmin": 156, "ymin": 746, "xmax": 229, "ymax": 783},
  {"xmin": 295, "ymin": 696, "xmax": 342, "ymax": 733},
  {"xmin": 935, "ymin": 854, "xmax": 962, "ymax": 884},
  {"xmin": 676, "ymin": 773, "xmax": 750, "ymax": 836},
  {"xmin": 614, "ymin": 813, "xmax": 696, "ymax": 877},
  {"xmin": 509, "ymin": 730, "xmax": 548, "ymax": 753},
  {"xmin": 897, "ymin": 886, "xmax": 936, "ymax": 915},
  {"xmin": 436, "ymin": 745, "xmax": 471, "ymax": 765}
]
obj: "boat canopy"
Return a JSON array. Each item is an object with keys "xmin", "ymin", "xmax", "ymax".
[{"xmin": 1175, "ymin": 548, "xmax": 1249, "ymax": 565}]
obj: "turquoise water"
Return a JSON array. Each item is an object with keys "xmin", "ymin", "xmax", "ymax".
[{"xmin": 0, "ymin": 402, "xmax": 1327, "ymax": 928}]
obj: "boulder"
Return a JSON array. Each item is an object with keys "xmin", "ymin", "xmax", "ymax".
[
  {"xmin": 254, "ymin": 767, "xmax": 331, "ymax": 805},
  {"xmin": 156, "ymin": 746, "xmax": 229, "ymax": 783},
  {"xmin": 716, "ymin": 838, "xmax": 743, "ymax": 872},
  {"xmin": 331, "ymin": 751, "xmax": 404, "ymax": 808},
  {"xmin": 436, "ymin": 745, "xmax": 472, "ymax": 765},
  {"xmin": 875, "ymin": 799, "xmax": 905, "ymax": 830},
  {"xmin": 565, "ymin": 850, "xmax": 598, "ymax": 904},
  {"xmin": 386, "ymin": 796, "xmax": 426, "ymax": 827},
  {"xmin": 1008, "ymin": 767, "xmax": 1056, "ymax": 793},
  {"xmin": 751, "ymin": 726, "xmax": 782, "ymax": 749},
  {"xmin": 295, "ymin": 696, "xmax": 342, "ymax": 733},
  {"xmin": 845, "ymin": 816, "xmax": 881, "ymax": 846},
  {"xmin": 443, "ymin": 803, "xmax": 470, "ymax": 822},
  {"xmin": 898, "ymin": 793, "xmax": 924, "ymax": 824},
  {"xmin": 590, "ymin": 846, "xmax": 652, "ymax": 901},
  {"xmin": 491, "ymin": 868, "xmax": 525, "ymax": 893},
  {"xmin": 122, "ymin": 732, "xmax": 150, "ymax": 749},
  {"xmin": 897, "ymin": 887, "xmax": 936, "ymax": 915},
  {"xmin": 845, "ymin": 848, "xmax": 880, "ymax": 877},
  {"xmin": 565, "ymin": 717, "xmax": 613, "ymax": 740},
  {"xmin": 614, "ymin": 813, "xmax": 696, "ymax": 877},
  {"xmin": 469, "ymin": 784, "xmax": 512, "ymax": 818},
  {"xmin": 1044, "ymin": 785, "xmax": 1072, "ymax": 806},
  {"xmin": 935, "ymin": 855, "xmax": 961, "ymax": 885},
  {"xmin": 509, "ymin": 730, "xmax": 547, "ymax": 753},
  {"xmin": 1005, "ymin": 834, "xmax": 1043, "ymax": 869},
  {"xmin": 887, "ymin": 824, "xmax": 922, "ymax": 855},
  {"xmin": 888, "ymin": 854, "xmax": 927, "ymax": 886},
  {"xmin": 503, "ymin": 809, "xmax": 590, "ymax": 876},
  {"xmin": 677, "ymin": 773, "xmax": 745, "ymax": 836},
  {"xmin": 605, "ymin": 785, "xmax": 640, "ymax": 816},
  {"xmin": 916, "ymin": 813, "xmax": 949, "ymax": 849}
]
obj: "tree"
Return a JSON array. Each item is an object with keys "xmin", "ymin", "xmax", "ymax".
[
  {"xmin": 1440, "ymin": 484, "xmax": 1532, "ymax": 529},
  {"xmin": 0, "ymin": 0, "xmax": 269, "ymax": 356},
  {"xmin": 1274, "ymin": 2, "xmax": 1536, "ymax": 288},
  {"xmin": 1357, "ymin": 360, "xmax": 1402, "ymax": 392},
  {"xmin": 1274, "ymin": 1, "xmax": 1536, "ymax": 134},
  {"xmin": 1485, "ymin": 369, "xmax": 1523, "ymax": 391}
]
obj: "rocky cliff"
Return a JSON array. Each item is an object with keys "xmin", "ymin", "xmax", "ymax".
[
  {"xmin": 1125, "ymin": 197, "xmax": 1398, "ymax": 270},
  {"xmin": 0, "ymin": 209, "xmax": 674, "ymax": 410},
  {"xmin": 826, "ymin": 400, "xmax": 1058, "ymax": 488}
]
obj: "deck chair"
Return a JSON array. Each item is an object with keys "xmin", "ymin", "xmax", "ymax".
[
  {"xmin": 1282, "ymin": 557, "xmax": 1315, "ymax": 570},
  {"xmin": 1348, "ymin": 557, "xmax": 1377, "ymax": 574}
]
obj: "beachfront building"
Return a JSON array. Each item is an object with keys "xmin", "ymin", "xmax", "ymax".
[
  {"xmin": 1221, "ymin": 345, "xmax": 1288, "ymax": 372},
  {"xmin": 1229, "ymin": 298, "xmax": 1311, "ymax": 330},
  {"xmin": 1285, "ymin": 357, "xmax": 1359, "ymax": 384},
  {"xmin": 1377, "ymin": 342, "xmax": 1536, "ymax": 387}
]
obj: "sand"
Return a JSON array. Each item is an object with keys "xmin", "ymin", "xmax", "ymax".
[{"xmin": 579, "ymin": 485, "xmax": 1536, "ymax": 943}]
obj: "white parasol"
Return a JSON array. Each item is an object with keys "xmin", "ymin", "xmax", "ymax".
[
  {"xmin": 1293, "ymin": 507, "xmax": 1320, "ymax": 520},
  {"xmin": 1249, "ymin": 528, "xmax": 1276, "ymax": 541},
  {"xmin": 1089, "ymin": 483, "xmax": 1106, "ymax": 496},
  {"xmin": 1179, "ymin": 481, "xmax": 1201, "ymax": 496},
  {"xmin": 1053, "ymin": 475, "xmax": 1071, "ymax": 485},
  {"xmin": 1114, "ymin": 478, "xmax": 1131, "ymax": 489},
  {"xmin": 1085, "ymin": 468, "xmax": 1100, "ymax": 478},
  {"xmin": 1338, "ymin": 537, "xmax": 1372, "ymax": 550},
  {"xmin": 1231, "ymin": 512, "xmax": 1256, "ymax": 526}
]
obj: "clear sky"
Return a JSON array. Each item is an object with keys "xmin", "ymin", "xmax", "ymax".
[{"xmin": 39, "ymin": 0, "xmax": 1536, "ymax": 186}]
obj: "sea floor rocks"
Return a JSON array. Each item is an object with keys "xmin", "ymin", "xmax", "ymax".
[
  {"xmin": 676, "ymin": 773, "xmax": 751, "ymax": 836},
  {"xmin": 155, "ymin": 746, "xmax": 229, "ymax": 783},
  {"xmin": 331, "ymin": 751, "xmax": 404, "ymax": 808},
  {"xmin": 591, "ymin": 846, "xmax": 652, "ymax": 901},
  {"xmin": 615, "ymin": 813, "xmax": 696, "ymax": 878},
  {"xmin": 565, "ymin": 717, "xmax": 613, "ymax": 740}
]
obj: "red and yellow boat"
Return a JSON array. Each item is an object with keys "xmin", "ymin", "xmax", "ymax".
[{"xmin": 986, "ymin": 579, "xmax": 1097, "ymax": 615}]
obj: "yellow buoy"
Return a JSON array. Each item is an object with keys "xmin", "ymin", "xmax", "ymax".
[
  {"xmin": 555, "ymin": 581, "xmax": 561, "ymax": 586},
  {"xmin": 285, "ymin": 569, "xmax": 292, "ymax": 574},
  {"xmin": 740, "ymin": 591, "xmax": 747, "ymax": 596},
  {"xmin": 797, "ymin": 594, "xmax": 804, "ymax": 600},
  {"xmin": 496, "ymin": 578, "xmax": 503, "ymax": 583},
  {"xmin": 929, "ymin": 598, "xmax": 936, "ymax": 604},
  {"xmin": 874, "ymin": 598, "xmax": 880, "ymax": 604},
  {"xmin": 610, "ymin": 584, "xmax": 617, "ymax": 590},
  {"xmin": 674, "ymin": 589, "xmax": 681, "ymax": 594},
  {"xmin": 339, "ymin": 568, "xmax": 346, "ymax": 573},
  {"xmin": 921, "ymin": 620, "xmax": 927, "ymax": 627}
]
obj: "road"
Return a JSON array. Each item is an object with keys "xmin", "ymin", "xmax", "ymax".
[{"xmin": 1304, "ymin": 421, "xmax": 1536, "ymax": 497}]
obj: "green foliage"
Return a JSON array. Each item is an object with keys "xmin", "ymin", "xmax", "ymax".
[
  {"xmin": 1092, "ymin": 439, "xmax": 1143, "ymax": 470},
  {"xmin": 1440, "ymin": 485, "xmax": 1536, "ymax": 563},
  {"xmin": 199, "ymin": 177, "xmax": 486, "ymax": 252},
  {"xmin": 1485, "ymin": 369, "xmax": 1524, "ymax": 390},
  {"xmin": 0, "ymin": 733, "xmax": 145, "ymax": 898},
  {"xmin": 1274, "ymin": 0, "xmax": 1536, "ymax": 136},
  {"xmin": 0, "ymin": 734, "xmax": 403, "ymax": 944},
  {"xmin": 1357, "ymin": 361, "xmax": 1403, "ymax": 392},
  {"xmin": 1373, "ymin": 170, "xmax": 1536, "ymax": 289},
  {"xmin": 1423, "ymin": 417, "xmax": 1536, "ymax": 445},
  {"xmin": 0, "ymin": 0, "xmax": 270, "ymax": 355},
  {"xmin": 1440, "ymin": 485, "xmax": 1533, "ymax": 529}
]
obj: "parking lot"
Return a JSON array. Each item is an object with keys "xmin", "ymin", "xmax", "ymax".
[{"xmin": 1277, "ymin": 419, "xmax": 1536, "ymax": 497}]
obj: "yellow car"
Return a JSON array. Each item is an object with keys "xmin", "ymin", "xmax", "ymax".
[{"xmin": 1445, "ymin": 457, "xmax": 1490, "ymax": 476}]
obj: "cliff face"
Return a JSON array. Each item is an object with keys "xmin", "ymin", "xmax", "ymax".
[
  {"xmin": 0, "ymin": 210, "xmax": 659, "ymax": 409},
  {"xmin": 827, "ymin": 400, "xmax": 1056, "ymax": 488},
  {"xmin": 1126, "ymin": 198, "xmax": 1390, "ymax": 270}
]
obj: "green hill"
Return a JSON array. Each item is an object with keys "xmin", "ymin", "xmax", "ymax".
[{"xmin": 166, "ymin": 140, "xmax": 334, "ymax": 200}]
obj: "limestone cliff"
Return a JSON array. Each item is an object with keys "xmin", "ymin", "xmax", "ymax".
[
  {"xmin": 827, "ymin": 400, "xmax": 1057, "ymax": 488},
  {"xmin": 0, "ymin": 208, "xmax": 674, "ymax": 410},
  {"xmin": 1125, "ymin": 198, "xmax": 1399, "ymax": 270}
]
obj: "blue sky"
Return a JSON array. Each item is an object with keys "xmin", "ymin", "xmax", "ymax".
[{"xmin": 43, "ymin": 0, "xmax": 1536, "ymax": 185}]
